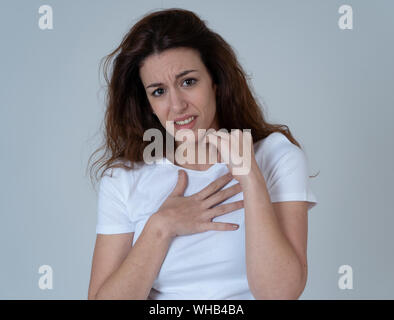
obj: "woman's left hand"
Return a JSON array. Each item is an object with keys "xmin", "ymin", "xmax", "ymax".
[{"xmin": 206, "ymin": 129, "xmax": 257, "ymax": 185}]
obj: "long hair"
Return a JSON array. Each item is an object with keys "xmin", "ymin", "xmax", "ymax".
[{"xmin": 87, "ymin": 8, "xmax": 319, "ymax": 187}]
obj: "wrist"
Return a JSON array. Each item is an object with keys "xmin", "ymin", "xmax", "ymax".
[
  {"xmin": 238, "ymin": 160, "xmax": 265, "ymax": 189},
  {"xmin": 148, "ymin": 212, "xmax": 176, "ymax": 240}
]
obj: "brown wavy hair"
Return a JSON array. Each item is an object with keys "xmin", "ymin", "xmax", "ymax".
[{"xmin": 87, "ymin": 8, "xmax": 319, "ymax": 188}]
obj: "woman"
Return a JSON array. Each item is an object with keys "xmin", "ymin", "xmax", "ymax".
[{"xmin": 87, "ymin": 8, "xmax": 318, "ymax": 300}]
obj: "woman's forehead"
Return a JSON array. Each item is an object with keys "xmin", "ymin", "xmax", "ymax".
[
  {"xmin": 140, "ymin": 50, "xmax": 205, "ymax": 84},
  {"xmin": 142, "ymin": 48, "xmax": 201, "ymax": 70}
]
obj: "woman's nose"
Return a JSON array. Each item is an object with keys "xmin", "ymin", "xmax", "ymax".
[{"xmin": 169, "ymin": 88, "xmax": 188, "ymax": 114}]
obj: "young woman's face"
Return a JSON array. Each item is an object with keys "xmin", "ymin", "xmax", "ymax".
[{"xmin": 139, "ymin": 47, "xmax": 219, "ymax": 144}]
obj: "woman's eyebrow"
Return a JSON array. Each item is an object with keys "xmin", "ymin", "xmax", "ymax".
[{"xmin": 146, "ymin": 69, "xmax": 198, "ymax": 89}]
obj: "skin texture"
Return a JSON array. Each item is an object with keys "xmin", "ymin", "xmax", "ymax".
[{"xmin": 139, "ymin": 47, "xmax": 220, "ymax": 171}]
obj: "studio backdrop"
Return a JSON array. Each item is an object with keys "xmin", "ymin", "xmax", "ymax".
[{"xmin": 0, "ymin": 0, "xmax": 393, "ymax": 299}]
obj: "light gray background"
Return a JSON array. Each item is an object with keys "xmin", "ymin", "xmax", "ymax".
[{"xmin": 1, "ymin": 0, "xmax": 393, "ymax": 299}]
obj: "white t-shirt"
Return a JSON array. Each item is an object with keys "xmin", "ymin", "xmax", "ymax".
[{"xmin": 95, "ymin": 132, "xmax": 318, "ymax": 299}]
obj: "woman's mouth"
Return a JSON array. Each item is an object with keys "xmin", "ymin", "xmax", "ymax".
[{"xmin": 174, "ymin": 116, "xmax": 197, "ymax": 130}]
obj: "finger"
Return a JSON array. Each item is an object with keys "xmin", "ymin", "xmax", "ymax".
[
  {"xmin": 170, "ymin": 170, "xmax": 188, "ymax": 197},
  {"xmin": 203, "ymin": 183, "xmax": 242, "ymax": 209},
  {"xmin": 208, "ymin": 132, "xmax": 230, "ymax": 164},
  {"xmin": 208, "ymin": 200, "xmax": 244, "ymax": 218},
  {"xmin": 215, "ymin": 131, "xmax": 230, "ymax": 141},
  {"xmin": 193, "ymin": 172, "xmax": 233, "ymax": 200},
  {"xmin": 205, "ymin": 133, "xmax": 221, "ymax": 163},
  {"xmin": 202, "ymin": 222, "xmax": 239, "ymax": 232}
]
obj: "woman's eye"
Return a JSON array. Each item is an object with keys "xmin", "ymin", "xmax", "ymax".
[
  {"xmin": 151, "ymin": 78, "xmax": 197, "ymax": 97},
  {"xmin": 152, "ymin": 88, "xmax": 164, "ymax": 97},
  {"xmin": 183, "ymin": 78, "xmax": 197, "ymax": 86}
]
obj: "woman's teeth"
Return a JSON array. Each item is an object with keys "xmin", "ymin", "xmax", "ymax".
[{"xmin": 175, "ymin": 116, "xmax": 195, "ymax": 125}]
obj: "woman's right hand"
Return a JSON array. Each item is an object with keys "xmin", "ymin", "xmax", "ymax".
[{"xmin": 153, "ymin": 170, "xmax": 244, "ymax": 238}]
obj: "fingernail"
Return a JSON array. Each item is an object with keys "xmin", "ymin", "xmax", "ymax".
[{"xmin": 233, "ymin": 224, "xmax": 239, "ymax": 229}]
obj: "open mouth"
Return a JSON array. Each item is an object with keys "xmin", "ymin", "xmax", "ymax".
[{"xmin": 174, "ymin": 116, "xmax": 197, "ymax": 129}]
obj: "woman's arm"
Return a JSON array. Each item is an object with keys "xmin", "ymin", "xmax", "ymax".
[
  {"xmin": 241, "ymin": 159, "xmax": 307, "ymax": 300},
  {"xmin": 207, "ymin": 130, "xmax": 308, "ymax": 300},
  {"xmin": 90, "ymin": 214, "xmax": 173, "ymax": 300}
]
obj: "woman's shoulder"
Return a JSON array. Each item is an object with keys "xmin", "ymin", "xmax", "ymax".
[
  {"xmin": 253, "ymin": 131, "xmax": 309, "ymax": 180},
  {"xmin": 254, "ymin": 131, "xmax": 299, "ymax": 159},
  {"xmin": 101, "ymin": 159, "xmax": 152, "ymax": 186}
]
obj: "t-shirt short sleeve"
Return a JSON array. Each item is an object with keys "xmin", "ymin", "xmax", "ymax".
[
  {"xmin": 256, "ymin": 133, "xmax": 318, "ymax": 211},
  {"xmin": 95, "ymin": 167, "xmax": 135, "ymax": 234}
]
